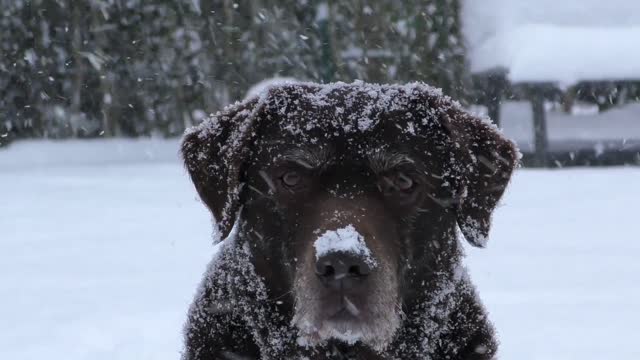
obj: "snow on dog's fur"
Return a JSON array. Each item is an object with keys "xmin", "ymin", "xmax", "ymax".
[{"xmin": 181, "ymin": 81, "xmax": 519, "ymax": 359}]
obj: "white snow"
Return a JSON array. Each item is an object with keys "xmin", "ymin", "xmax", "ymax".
[
  {"xmin": 0, "ymin": 138, "xmax": 181, "ymax": 170},
  {"xmin": 1, "ymin": 139, "xmax": 639, "ymax": 359},
  {"xmin": 313, "ymin": 225, "xmax": 376, "ymax": 267},
  {"xmin": 244, "ymin": 77, "xmax": 299, "ymax": 100},
  {"xmin": 465, "ymin": 168, "xmax": 640, "ymax": 359},
  {"xmin": 463, "ymin": 0, "xmax": 640, "ymax": 84},
  {"xmin": 0, "ymin": 139, "xmax": 212, "ymax": 360},
  {"xmin": 315, "ymin": 3, "xmax": 329, "ymax": 22},
  {"xmin": 470, "ymin": 25, "xmax": 640, "ymax": 84}
]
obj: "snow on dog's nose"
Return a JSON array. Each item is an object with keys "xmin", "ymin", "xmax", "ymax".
[
  {"xmin": 313, "ymin": 225, "xmax": 377, "ymax": 267},
  {"xmin": 313, "ymin": 225, "xmax": 378, "ymax": 290}
]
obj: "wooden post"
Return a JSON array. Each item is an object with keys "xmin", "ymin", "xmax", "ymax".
[
  {"xmin": 530, "ymin": 86, "xmax": 549, "ymax": 167},
  {"xmin": 486, "ymin": 72, "xmax": 506, "ymax": 127},
  {"xmin": 318, "ymin": 1, "xmax": 335, "ymax": 83}
]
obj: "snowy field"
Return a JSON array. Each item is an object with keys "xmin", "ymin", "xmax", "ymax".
[{"xmin": 1, "ymin": 140, "xmax": 639, "ymax": 360}]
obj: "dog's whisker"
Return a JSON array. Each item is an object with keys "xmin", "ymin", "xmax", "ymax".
[
  {"xmin": 250, "ymin": 229, "xmax": 264, "ymax": 242},
  {"xmin": 291, "ymin": 158, "xmax": 314, "ymax": 169},
  {"xmin": 421, "ymin": 178, "xmax": 437, "ymax": 190},
  {"xmin": 426, "ymin": 193, "xmax": 458, "ymax": 208},
  {"xmin": 247, "ymin": 184, "xmax": 267, "ymax": 197},
  {"xmin": 258, "ymin": 170, "xmax": 276, "ymax": 192},
  {"xmin": 269, "ymin": 289, "xmax": 294, "ymax": 302},
  {"xmin": 344, "ymin": 296, "xmax": 360, "ymax": 316},
  {"xmin": 270, "ymin": 282, "xmax": 296, "ymax": 301}
]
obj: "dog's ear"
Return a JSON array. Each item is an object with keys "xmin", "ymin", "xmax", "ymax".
[
  {"xmin": 181, "ymin": 97, "xmax": 263, "ymax": 241},
  {"xmin": 440, "ymin": 105, "xmax": 519, "ymax": 247}
]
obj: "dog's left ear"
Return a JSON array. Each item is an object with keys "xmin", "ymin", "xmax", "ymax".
[
  {"xmin": 181, "ymin": 97, "xmax": 264, "ymax": 242},
  {"xmin": 440, "ymin": 106, "xmax": 519, "ymax": 247}
]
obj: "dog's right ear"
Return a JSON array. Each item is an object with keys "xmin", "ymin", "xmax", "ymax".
[
  {"xmin": 181, "ymin": 97, "xmax": 263, "ymax": 241},
  {"xmin": 439, "ymin": 107, "xmax": 519, "ymax": 248}
]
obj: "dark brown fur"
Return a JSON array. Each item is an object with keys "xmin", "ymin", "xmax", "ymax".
[{"xmin": 180, "ymin": 82, "xmax": 518, "ymax": 360}]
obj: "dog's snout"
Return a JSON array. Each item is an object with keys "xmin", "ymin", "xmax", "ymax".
[{"xmin": 315, "ymin": 253, "xmax": 371, "ymax": 290}]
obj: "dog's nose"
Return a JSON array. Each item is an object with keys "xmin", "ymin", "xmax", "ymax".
[{"xmin": 315, "ymin": 253, "xmax": 371, "ymax": 290}]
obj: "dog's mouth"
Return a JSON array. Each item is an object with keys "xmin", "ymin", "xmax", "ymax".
[
  {"xmin": 324, "ymin": 294, "xmax": 364, "ymax": 320},
  {"xmin": 293, "ymin": 303, "xmax": 371, "ymax": 347},
  {"xmin": 329, "ymin": 306, "xmax": 357, "ymax": 321},
  {"xmin": 293, "ymin": 285, "xmax": 401, "ymax": 351}
]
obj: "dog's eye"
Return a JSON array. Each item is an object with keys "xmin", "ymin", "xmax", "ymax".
[
  {"xmin": 281, "ymin": 171, "xmax": 301, "ymax": 187},
  {"xmin": 377, "ymin": 172, "xmax": 415, "ymax": 195},
  {"xmin": 396, "ymin": 172, "xmax": 414, "ymax": 191}
]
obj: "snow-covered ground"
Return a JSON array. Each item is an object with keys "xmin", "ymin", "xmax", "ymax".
[{"xmin": 1, "ymin": 140, "xmax": 639, "ymax": 359}]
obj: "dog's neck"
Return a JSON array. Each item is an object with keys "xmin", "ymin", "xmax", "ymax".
[{"xmin": 312, "ymin": 341, "xmax": 383, "ymax": 360}]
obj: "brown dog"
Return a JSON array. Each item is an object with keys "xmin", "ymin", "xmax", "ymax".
[{"xmin": 181, "ymin": 82, "xmax": 518, "ymax": 360}]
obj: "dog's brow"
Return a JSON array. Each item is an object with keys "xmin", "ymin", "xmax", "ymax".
[
  {"xmin": 368, "ymin": 150, "xmax": 415, "ymax": 173},
  {"xmin": 281, "ymin": 147, "xmax": 333, "ymax": 170}
]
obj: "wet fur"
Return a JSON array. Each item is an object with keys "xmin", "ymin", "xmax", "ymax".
[{"xmin": 180, "ymin": 82, "xmax": 518, "ymax": 360}]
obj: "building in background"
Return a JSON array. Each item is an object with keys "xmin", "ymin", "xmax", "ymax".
[
  {"xmin": 1, "ymin": 0, "xmax": 638, "ymax": 167},
  {"xmin": 463, "ymin": 0, "xmax": 640, "ymax": 166}
]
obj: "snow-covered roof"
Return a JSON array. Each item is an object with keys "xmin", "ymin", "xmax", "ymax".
[{"xmin": 463, "ymin": 0, "xmax": 640, "ymax": 84}]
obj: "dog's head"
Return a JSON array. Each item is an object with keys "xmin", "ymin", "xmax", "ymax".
[{"xmin": 182, "ymin": 82, "xmax": 518, "ymax": 351}]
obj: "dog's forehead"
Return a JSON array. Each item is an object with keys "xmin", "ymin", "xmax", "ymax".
[
  {"xmin": 255, "ymin": 83, "xmax": 452, "ymax": 163},
  {"xmin": 262, "ymin": 82, "xmax": 444, "ymax": 137},
  {"xmin": 254, "ymin": 131, "xmax": 449, "ymax": 176}
]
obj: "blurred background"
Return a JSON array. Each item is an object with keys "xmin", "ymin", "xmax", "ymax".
[
  {"xmin": 1, "ymin": 1, "xmax": 639, "ymax": 360},
  {"xmin": 1, "ymin": 0, "xmax": 639, "ymax": 166}
]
